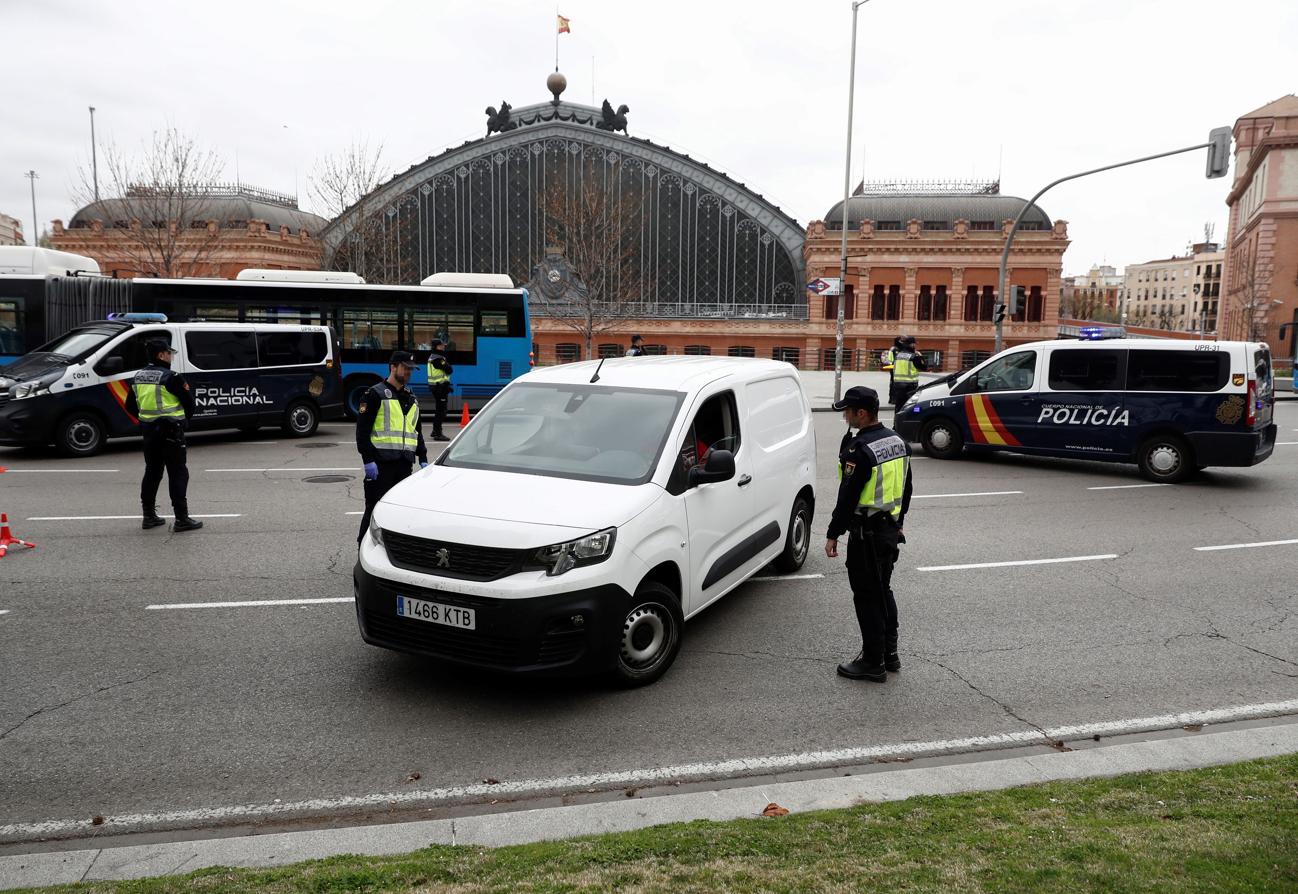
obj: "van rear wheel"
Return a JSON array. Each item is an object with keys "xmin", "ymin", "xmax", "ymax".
[
  {"xmin": 610, "ymin": 582, "xmax": 683, "ymax": 688},
  {"xmin": 773, "ymin": 495, "xmax": 812, "ymax": 573},
  {"xmin": 920, "ymin": 417, "xmax": 963, "ymax": 459},
  {"xmin": 56, "ymin": 413, "xmax": 106, "ymax": 457},
  {"xmin": 282, "ymin": 400, "xmax": 319, "ymax": 438},
  {"xmin": 1136, "ymin": 434, "xmax": 1194, "ymax": 484}
]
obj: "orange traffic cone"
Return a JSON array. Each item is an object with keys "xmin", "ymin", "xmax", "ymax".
[
  {"xmin": 0, "ymin": 512, "xmax": 36, "ymax": 559},
  {"xmin": 460, "ymin": 403, "xmax": 471, "ymax": 426}
]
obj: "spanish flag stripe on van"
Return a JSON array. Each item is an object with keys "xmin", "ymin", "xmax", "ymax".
[
  {"xmin": 107, "ymin": 380, "xmax": 136, "ymax": 423},
  {"xmin": 965, "ymin": 394, "xmax": 1020, "ymax": 447}
]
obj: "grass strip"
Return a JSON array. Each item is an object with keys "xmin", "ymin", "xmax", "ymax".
[{"xmin": 17, "ymin": 752, "xmax": 1298, "ymax": 894}]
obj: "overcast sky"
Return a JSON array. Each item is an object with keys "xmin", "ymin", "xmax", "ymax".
[{"xmin": 3, "ymin": 0, "xmax": 1294, "ymax": 275}]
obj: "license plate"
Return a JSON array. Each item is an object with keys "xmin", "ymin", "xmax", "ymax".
[{"xmin": 396, "ymin": 596, "xmax": 476, "ymax": 630}]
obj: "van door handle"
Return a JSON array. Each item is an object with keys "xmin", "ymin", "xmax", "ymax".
[{"xmin": 737, "ymin": 474, "xmax": 752, "ymax": 487}]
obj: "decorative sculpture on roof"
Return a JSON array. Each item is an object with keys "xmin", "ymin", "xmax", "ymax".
[
  {"xmin": 596, "ymin": 100, "xmax": 630, "ymax": 134},
  {"xmin": 485, "ymin": 101, "xmax": 517, "ymax": 136}
]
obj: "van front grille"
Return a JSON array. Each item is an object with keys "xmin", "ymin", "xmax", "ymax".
[{"xmin": 382, "ymin": 530, "xmax": 525, "ymax": 581}]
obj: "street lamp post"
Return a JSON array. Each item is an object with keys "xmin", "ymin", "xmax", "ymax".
[
  {"xmin": 89, "ymin": 106, "xmax": 99, "ymax": 202},
  {"xmin": 834, "ymin": 0, "xmax": 870, "ymax": 405},
  {"xmin": 24, "ymin": 170, "xmax": 39, "ymax": 247}
]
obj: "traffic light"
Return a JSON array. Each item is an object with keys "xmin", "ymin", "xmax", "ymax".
[
  {"xmin": 992, "ymin": 305, "xmax": 1006, "ymax": 325},
  {"xmin": 1206, "ymin": 126, "xmax": 1232, "ymax": 179},
  {"xmin": 1008, "ymin": 285, "xmax": 1025, "ymax": 315}
]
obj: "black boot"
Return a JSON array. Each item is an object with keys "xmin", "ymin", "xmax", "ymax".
[
  {"xmin": 172, "ymin": 516, "xmax": 204, "ymax": 532},
  {"xmin": 885, "ymin": 637, "xmax": 901, "ymax": 672},
  {"xmin": 837, "ymin": 651, "xmax": 887, "ymax": 682},
  {"xmin": 142, "ymin": 506, "xmax": 166, "ymax": 530}
]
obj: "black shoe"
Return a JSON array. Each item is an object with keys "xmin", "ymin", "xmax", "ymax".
[
  {"xmin": 142, "ymin": 515, "xmax": 166, "ymax": 530},
  {"xmin": 837, "ymin": 653, "xmax": 887, "ymax": 682},
  {"xmin": 432, "ymin": 434, "xmax": 451, "ymax": 442},
  {"xmin": 885, "ymin": 639, "xmax": 901, "ymax": 672},
  {"xmin": 172, "ymin": 517, "xmax": 204, "ymax": 532}
]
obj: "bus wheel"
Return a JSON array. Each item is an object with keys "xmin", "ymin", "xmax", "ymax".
[
  {"xmin": 56, "ymin": 413, "xmax": 106, "ymax": 458},
  {"xmin": 344, "ymin": 377, "xmax": 380, "ymax": 419},
  {"xmin": 282, "ymin": 401, "xmax": 319, "ymax": 438},
  {"xmin": 921, "ymin": 417, "xmax": 964, "ymax": 459},
  {"xmin": 1137, "ymin": 434, "xmax": 1193, "ymax": 484}
]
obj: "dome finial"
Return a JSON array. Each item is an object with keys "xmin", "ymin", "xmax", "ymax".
[{"xmin": 547, "ymin": 71, "xmax": 567, "ymax": 106}]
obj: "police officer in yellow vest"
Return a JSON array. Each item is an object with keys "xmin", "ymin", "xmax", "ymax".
[
  {"xmin": 884, "ymin": 335, "xmax": 927, "ymax": 408},
  {"xmin": 426, "ymin": 339, "xmax": 452, "ymax": 442},
  {"xmin": 825, "ymin": 386, "xmax": 913, "ymax": 682},
  {"xmin": 123, "ymin": 338, "xmax": 202, "ymax": 532},
  {"xmin": 356, "ymin": 351, "xmax": 429, "ymax": 543}
]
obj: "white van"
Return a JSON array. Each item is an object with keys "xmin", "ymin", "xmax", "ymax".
[
  {"xmin": 355, "ymin": 356, "xmax": 816, "ymax": 686},
  {"xmin": 895, "ymin": 337, "xmax": 1277, "ymax": 482}
]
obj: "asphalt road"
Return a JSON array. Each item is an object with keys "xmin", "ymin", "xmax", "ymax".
[{"xmin": 2, "ymin": 405, "xmax": 1296, "ymax": 842}]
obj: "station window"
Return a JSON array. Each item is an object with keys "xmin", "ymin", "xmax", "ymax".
[
  {"xmin": 684, "ymin": 344, "xmax": 711, "ymax": 355},
  {"xmin": 642, "ymin": 344, "xmax": 668, "ymax": 356},
  {"xmin": 555, "ymin": 343, "xmax": 580, "ymax": 363},
  {"xmin": 598, "ymin": 343, "xmax": 621, "ymax": 359},
  {"xmin": 772, "ymin": 346, "xmax": 800, "ymax": 366},
  {"xmin": 727, "ymin": 345, "xmax": 755, "ymax": 358}
]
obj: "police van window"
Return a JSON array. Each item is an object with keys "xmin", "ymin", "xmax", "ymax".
[
  {"xmin": 1126, "ymin": 350, "xmax": 1228, "ymax": 392},
  {"xmin": 1048, "ymin": 349, "xmax": 1124, "ymax": 391},
  {"xmin": 257, "ymin": 331, "xmax": 327, "ymax": 367},
  {"xmin": 94, "ymin": 330, "xmax": 162, "ymax": 376},
  {"xmin": 953, "ymin": 350, "xmax": 1036, "ymax": 394},
  {"xmin": 186, "ymin": 330, "xmax": 258, "ymax": 371}
]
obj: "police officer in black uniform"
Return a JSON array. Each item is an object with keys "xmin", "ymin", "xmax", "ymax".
[
  {"xmin": 825, "ymin": 386, "xmax": 913, "ymax": 682},
  {"xmin": 123, "ymin": 338, "xmax": 203, "ymax": 532},
  {"xmin": 426, "ymin": 339, "xmax": 452, "ymax": 442},
  {"xmin": 885, "ymin": 335, "xmax": 928, "ymax": 408},
  {"xmin": 625, "ymin": 335, "xmax": 645, "ymax": 357},
  {"xmin": 356, "ymin": 351, "xmax": 429, "ymax": 543}
]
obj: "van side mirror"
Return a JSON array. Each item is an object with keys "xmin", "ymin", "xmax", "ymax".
[
  {"xmin": 688, "ymin": 448, "xmax": 735, "ymax": 487},
  {"xmin": 100, "ymin": 356, "xmax": 124, "ymax": 375}
]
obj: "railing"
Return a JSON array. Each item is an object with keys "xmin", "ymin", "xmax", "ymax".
[{"xmin": 530, "ymin": 303, "xmax": 810, "ymax": 321}]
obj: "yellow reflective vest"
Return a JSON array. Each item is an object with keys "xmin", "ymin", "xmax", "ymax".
[
  {"xmin": 886, "ymin": 349, "xmax": 920, "ymax": 383},
  {"xmin": 426, "ymin": 356, "xmax": 450, "ymax": 387},
  {"xmin": 132, "ymin": 368, "xmax": 185, "ymax": 423},
  {"xmin": 838, "ymin": 432, "xmax": 910, "ymax": 520},
  {"xmin": 370, "ymin": 389, "xmax": 421, "ymax": 461}
]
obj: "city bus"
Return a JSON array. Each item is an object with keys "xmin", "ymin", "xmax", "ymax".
[{"xmin": 0, "ymin": 254, "xmax": 533, "ymax": 414}]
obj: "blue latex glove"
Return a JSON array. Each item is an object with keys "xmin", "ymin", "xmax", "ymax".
[
  {"xmin": 420, "ymin": 462, "xmax": 429, "ymax": 469},
  {"xmin": 363, "ymin": 461, "xmax": 378, "ymax": 481}
]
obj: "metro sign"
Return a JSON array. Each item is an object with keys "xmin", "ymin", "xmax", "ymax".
[{"xmin": 807, "ymin": 278, "xmax": 831, "ymax": 294}]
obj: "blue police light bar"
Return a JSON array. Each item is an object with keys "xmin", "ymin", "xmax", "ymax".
[
  {"xmin": 1080, "ymin": 327, "xmax": 1105, "ymax": 340},
  {"xmin": 1078, "ymin": 326, "xmax": 1125, "ymax": 341},
  {"xmin": 107, "ymin": 312, "xmax": 168, "ymax": 323}
]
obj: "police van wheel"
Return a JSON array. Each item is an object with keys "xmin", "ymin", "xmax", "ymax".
[
  {"xmin": 610, "ymin": 582, "xmax": 683, "ymax": 688},
  {"xmin": 1137, "ymin": 434, "xmax": 1194, "ymax": 484},
  {"xmin": 774, "ymin": 495, "xmax": 812, "ymax": 572},
  {"xmin": 920, "ymin": 418, "xmax": 963, "ymax": 459},
  {"xmin": 56, "ymin": 413, "xmax": 105, "ymax": 458},
  {"xmin": 282, "ymin": 401, "xmax": 319, "ymax": 438}
]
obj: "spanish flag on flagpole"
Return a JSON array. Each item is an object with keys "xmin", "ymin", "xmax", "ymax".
[{"xmin": 557, "ymin": 14, "xmax": 571, "ymax": 33}]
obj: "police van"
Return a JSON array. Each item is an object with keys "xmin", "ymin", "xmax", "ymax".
[
  {"xmin": 356, "ymin": 356, "xmax": 816, "ymax": 686},
  {"xmin": 0, "ymin": 315, "xmax": 343, "ymax": 456},
  {"xmin": 895, "ymin": 337, "xmax": 1276, "ymax": 483}
]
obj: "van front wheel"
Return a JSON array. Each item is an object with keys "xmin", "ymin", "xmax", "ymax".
[
  {"xmin": 921, "ymin": 417, "xmax": 964, "ymax": 459},
  {"xmin": 56, "ymin": 413, "xmax": 106, "ymax": 457},
  {"xmin": 610, "ymin": 582, "xmax": 683, "ymax": 688},
  {"xmin": 282, "ymin": 400, "xmax": 319, "ymax": 438},
  {"xmin": 1136, "ymin": 434, "xmax": 1194, "ymax": 484},
  {"xmin": 773, "ymin": 495, "xmax": 811, "ymax": 572}
]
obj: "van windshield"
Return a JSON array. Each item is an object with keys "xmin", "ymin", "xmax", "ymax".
[
  {"xmin": 37, "ymin": 327, "xmax": 118, "ymax": 361},
  {"xmin": 441, "ymin": 382, "xmax": 685, "ymax": 484}
]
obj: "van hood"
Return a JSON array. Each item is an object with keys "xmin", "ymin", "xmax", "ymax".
[
  {"xmin": 380, "ymin": 465, "xmax": 660, "ymax": 536},
  {"xmin": 0, "ymin": 353, "xmax": 70, "ymax": 381}
]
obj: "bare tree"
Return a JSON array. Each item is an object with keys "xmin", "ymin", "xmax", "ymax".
[
  {"xmin": 309, "ymin": 141, "xmax": 392, "ymax": 279},
  {"xmin": 76, "ymin": 128, "xmax": 226, "ymax": 278},
  {"xmin": 528, "ymin": 170, "xmax": 645, "ymax": 360}
]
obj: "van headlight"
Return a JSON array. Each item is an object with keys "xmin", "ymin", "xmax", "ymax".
[
  {"xmin": 368, "ymin": 515, "xmax": 384, "ymax": 546},
  {"xmin": 529, "ymin": 528, "xmax": 616, "ymax": 577},
  {"xmin": 10, "ymin": 372, "xmax": 60, "ymax": 400}
]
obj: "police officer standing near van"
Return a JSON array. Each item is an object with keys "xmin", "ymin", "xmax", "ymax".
[
  {"xmin": 884, "ymin": 335, "xmax": 927, "ymax": 408},
  {"xmin": 825, "ymin": 386, "xmax": 913, "ymax": 682},
  {"xmin": 124, "ymin": 338, "xmax": 203, "ymax": 532},
  {"xmin": 625, "ymin": 335, "xmax": 645, "ymax": 357},
  {"xmin": 356, "ymin": 351, "xmax": 429, "ymax": 543},
  {"xmin": 426, "ymin": 339, "xmax": 452, "ymax": 442}
]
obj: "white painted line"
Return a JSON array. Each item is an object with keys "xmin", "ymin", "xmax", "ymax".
[
  {"xmin": 1193, "ymin": 538, "xmax": 1298, "ymax": 552},
  {"xmin": 0, "ymin": 610, "xmax": 9, "ymax": 616},
  {"xmin": 27, "ymin": 514, "xmax": 242, "ymax": 521},
  {"xmin": 748, "ymin": 573, "xmax": 825, "ymax": 582},
  {"xmin": 1087, "ymin": 483, "xmax": 1170, "ymax": 491},
  {"xmin": 204, "ymin": 467, "xmax": 357, "ymax": 473},
  {"xmin": 918, "ymin": 554, "xmax": 1118, "ymax": 572},
  {"xmin": 345, "ymin": 511, "xmax": 363, "ymax": 515},
  {"xmin": 4, "ymin": 697, "xmax": 1296, "ymax": 841},
  {"xmin": 0, "ymin": 469, "xmax": 119, "ymax": 473},
  {"xmin": 1276, "ymin": 441, "xmax": 1298, "ymax": 446},
  {"xmin": 146, "ymin": 597, "xmax": 355, "ymax": 610},
  {"xmin": 913, "ymin": 490, "xmax": 1023, "ymax": 499}
]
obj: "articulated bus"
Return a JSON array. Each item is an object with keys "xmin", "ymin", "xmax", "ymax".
[{"xmin": 0, "ymin": 251, "xmax": 533, "ymax": 415}]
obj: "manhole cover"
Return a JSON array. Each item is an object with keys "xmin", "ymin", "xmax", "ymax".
[
  {"xmin": 304, "ymin": 474, "xmax": 353, "ymax": 484},
  {"xmin": 300, "ymin": 442, "xmax": 339, "ymax": 449}
]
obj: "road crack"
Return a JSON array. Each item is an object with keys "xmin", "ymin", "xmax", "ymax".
[
  {"xmin": 914, "ymin": 655, "xmax": 1066, "ymax": 748},
  {"xmin": 0, "ymin": 669, "xmax": 163, "ymax": 743}
]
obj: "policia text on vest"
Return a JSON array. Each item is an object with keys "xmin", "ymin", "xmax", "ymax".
[
  {"xmin": 356, "ymin": 352, "xmax": 429, "ymax": 543},
  {"xmin": 824, "ymin": 386, "xmax": 914, "ymax": 683},
  {"xmin": 123, "ymin": 339, "xmax": 205, "ymax": 532}
]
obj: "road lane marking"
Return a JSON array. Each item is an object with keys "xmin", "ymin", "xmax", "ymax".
[
  {"xmin": 204, "ymin": 467, "xmax": 357, "ymax": 472},
  {"xmin": 1087, "ymin": 483, "xmax": 1170, "ymax": 491},
  {"xmin": 748, "ymin": 573, "xmax": 824, "ymax": 582},
  {"xmin": 4, "ymin": 696, "xmax": 1296, "ymax": 841},
  {"xmin": 0, "ymin": 610, "xmax": 9, "ymax": 615},
  {"xmin": 27, "ymin": 514, "xmax": 242, "ymax": 521},
  {"xmin": 1276, "ymin": 441, "xmax": 1298, "ymax": 446},
  {"xmin": 913, "ymin": 490, "xmax": 1023, "ymax": 499},
  {"xmin": 918, "ymin": 554, "xmax": 1118, "ymax": 572},
  {"xmin": 146, "ymin": 597, "xmax": 355, "ymax": 610},
  {"xmin": 0, "ymin": 469, "xmax": 120, "ymax": 473},
  {"xmin": 345, "ymin": 511, "xmax": 364, "ymax": 515},
  {"xmin": 1193, "ymin": 538, "xmax": 1298, "ymax": 552}
]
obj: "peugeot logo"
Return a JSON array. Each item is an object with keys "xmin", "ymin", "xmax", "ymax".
[{"xmin": 433, "ymin": 547, "xmax": 451, "ymax": 569}]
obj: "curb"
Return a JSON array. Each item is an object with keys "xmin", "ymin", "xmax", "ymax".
[{"xmin": 3, "ymin": 721, "xmax": 1296, "ymax": 890}]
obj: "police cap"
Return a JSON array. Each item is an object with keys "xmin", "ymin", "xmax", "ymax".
[
  {"xmin": 145, "ymin": 338, "xmax": 173, "ymax": 358},
  {"xmin": 901, "ymin": 334, "xmax": 917, "ymax": 346},
  {"xmin": 388, "ymin": 351, "xmax": 419, "ymax": 368},
  {"xmin": 831, "ymin": 385, "xmax": 879, "ymax": 413}
]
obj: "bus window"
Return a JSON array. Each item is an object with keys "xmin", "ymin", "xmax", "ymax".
[
  {"xmin": 480, "ymin": 310, "xmax": 512, "ymax": 337},
  {"xmin": 0, "ymin": 299, "xmax": 22, "ymax": 356},
  {"xmin": 406, "ymin": 310, "xmax": 474, "ymax": 353},
  {"xmin": 341, "ymin": 308, "xmax": 399, "ymax": 354},
  {"xmin": 245, "ymin": 305, "xmax": 324, "ymax": 325}
]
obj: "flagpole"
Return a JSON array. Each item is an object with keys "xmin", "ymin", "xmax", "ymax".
[{"xmin": 555, "ymin": 7, "xmax": 559, "ymax": 70}]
